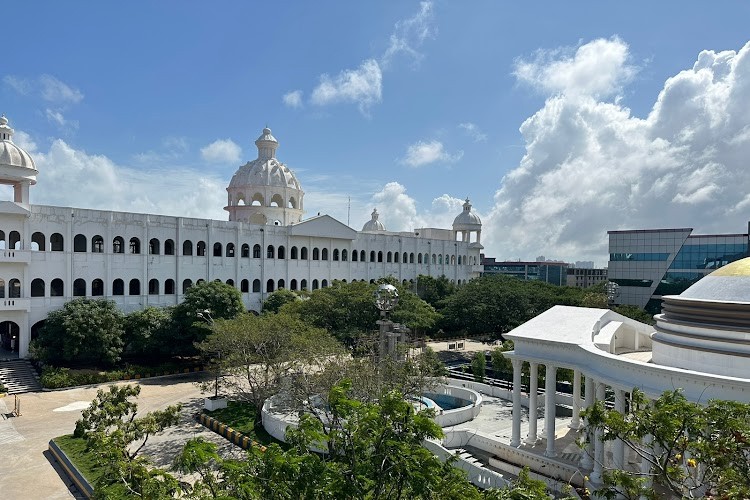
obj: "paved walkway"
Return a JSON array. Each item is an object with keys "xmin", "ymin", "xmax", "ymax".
[{"xmin": 0, "ymin": 374, "xmax": 238, "ymax": 499}]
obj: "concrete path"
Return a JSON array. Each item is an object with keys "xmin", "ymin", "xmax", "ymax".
[{"xmin": 0, "ymin": 374, "xmax": 239, "ymax": 500}]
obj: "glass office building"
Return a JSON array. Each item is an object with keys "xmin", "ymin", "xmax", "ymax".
[
  {"xmin": 481, "ymin": 257, "xmax": 569, "ymax": 285},
  {"xmin": 608, "ymin": 227, "xmax": 750, "ymax": 313}
]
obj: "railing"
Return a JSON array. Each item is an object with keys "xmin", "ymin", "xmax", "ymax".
[
  {"xmin": 0, "ymin": 250, "xmax": 31, "ymax": 264},
  {"xmin": 0, "ymin": 298, "xmax": 30, "ymax": 311}
]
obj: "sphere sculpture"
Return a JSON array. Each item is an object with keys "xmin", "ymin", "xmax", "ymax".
[{"xmin": 374, "ymin": 284, "xmax": 399, "ymax": 313}]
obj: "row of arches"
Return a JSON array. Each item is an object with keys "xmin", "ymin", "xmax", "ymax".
[{"xmin": 230, "ymin": 192, "xmax": 299, "ymax": 209}]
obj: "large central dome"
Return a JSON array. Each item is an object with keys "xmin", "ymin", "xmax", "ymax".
[{"xmin": 225, "ymin": 127, "xmax": 304, "ymax": 226}]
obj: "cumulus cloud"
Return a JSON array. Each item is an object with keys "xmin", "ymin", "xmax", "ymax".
[
  {"xmin": 200, "ymin": 139, "xmax": 242, "ymax": 164},
  {"xmin": 282, "ymin": 90, "xmax": 304, "ymax": 108},
  {"xmin": 486, "ymin": 39, "xmax": 750, "ymax": 265},
  {"xmin": 311, "ymin": 60, "xmax": 383, "ymax": 114},
  {"xmin": 401, "ymin": 140, "xmax": 463, "ymax": 167},
  {"xmin": 459, "ymin": 122, "xmax": 487, "ymax": 142}
]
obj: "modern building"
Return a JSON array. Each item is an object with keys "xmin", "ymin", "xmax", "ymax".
[
  {"xmin": 566, "ymin": 267, "xmax": 608, "ymax": 288},
  {"xmin": 481, "ymin": 257, "xmax": 568, "ymax": 286},
  {"xmin": 0, "ymin": 117, "xmax": 484, "ymax": 358},
  {"xmin": 607, "ymin": 227, "xmax": 749, "ymax": 313}
]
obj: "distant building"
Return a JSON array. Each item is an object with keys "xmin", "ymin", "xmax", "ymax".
[
  {"xmin": 608, "ymin": 227, "xmax": 749, "ymax": 313},
  {"xmin": 481, "ymin": 256, "xmax": 568, "ymax": 286},
  {"xmin": 566, "ymin": 267, "xmax": 608, "ymax": 288},
  {"xmin": 573, "ymin": 260, "xmax": 595, "ymax": 269}
]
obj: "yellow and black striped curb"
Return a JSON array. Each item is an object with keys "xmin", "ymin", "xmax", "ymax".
[
  {"xmin": 48, "ymin": 439, "xmax": 94, "ymax": 499},
  {"xmin": 196, "ymin": 412, "xmax": 267, "ymax": 452}
]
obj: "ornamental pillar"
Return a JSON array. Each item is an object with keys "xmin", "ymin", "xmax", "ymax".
[
  {"xmin": 510, "ymin": 358, "xmax": 523, "ymax": 447},
  {"xmin": 590, "ymin": 382, "xmax": 606, "ymax": 483},
  {"xmin": 613, "ymin": 389, "xmax": 626, "ymax": 469},
  {"xmin": 570, "ymin": 369, "xmax": 582, "ymax": 429},
  {"xmin": 580, "ymin": 374, "xmax": 595, "ymax": 469},
  {"xmin": 544, "ymin": 363, "xmax": 557, "ymax": 457},
  {"xmin": 525, "ymin": 362, "xmax": 539, "ymax": 444}
]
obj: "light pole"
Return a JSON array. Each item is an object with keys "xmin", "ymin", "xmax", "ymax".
[
  {"xmin": 374, "ymin": 284, "xmax": 400, "ymax": 360},
  {"xmin": 197, "ymin": 309, "xmax": 220, "ymax": 398}
]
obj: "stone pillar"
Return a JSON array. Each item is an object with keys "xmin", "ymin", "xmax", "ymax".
[
  {"xmin": 590, "ymin": 382, "xmax": 606, "ymax": 483},
  {"xmin": 525, "ymin": 362, "xmax": 539, "ymax": 444},
  {"xmin": 639, "ymin": 432, "xmax": 653, "ymax": 500},
  {"xmin": 613, "ymin": 389, "xmax": 626, "ymax": 469},
  {"xmin": 570, "ymin": 369, "xmax": 582, "ymax": 429},
  {"xmin": 544, "ymin": 364, "xmax": 557, "ymax": 457},
  {"xmin": 580, "ymin": 374, "xmax": 595, "ymax": 469},
  {"xmin": 510, "ymin": 358, "xmax": 523, "ymax": 447}
]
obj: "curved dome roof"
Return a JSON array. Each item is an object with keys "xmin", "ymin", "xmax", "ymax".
[
  {"xmin": 0, "ymin": 116, "xmax": 37, "ymax": 172},
  {"xmin": 453, "ymin": 198, "xmax": 481, "ymax": 227},
  {"xmin": 362, "ymin": 208, "xmax": 386, "ymax": 232},
  {"xmin": 228, "ymin": 127, "xmax": 302, "ymax": 190},
  {"xmin": 678, "ymin": 257, "xmax": 750, "ymax": 303}
]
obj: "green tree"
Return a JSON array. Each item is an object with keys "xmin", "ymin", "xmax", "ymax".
[
  {"xmin": 471, "ymin": 351, "xmax": 486, "ymax": 383},
  {"xmin": 261, "ymin": 288, "xmax": 300, "ymax": 314},
  {"xmin": 392, "ymin": 284, "xmax": 441, "ymax": 334},
  {"xmin": 415, "ymin": 274, "xmax": 457, "ymax": 307},
  {"xmin": 583, "ymin": 388, "xmax": 750, "ymax": 499},
  {"xmin": 74, "ymin": 385, "xmax": 181, "ymax": 497},
  {"xmin": 31, "ymin": 298, "xmax": 125, "ymax": 367},
  {"xmin": 490, "ymin": 341, "xmax": 514, "ymax": 378},
  {"xmin": 123, "ymin": 306, "xmax": 173, "ymax": 359}
]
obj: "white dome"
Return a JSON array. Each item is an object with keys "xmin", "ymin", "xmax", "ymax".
[
  {"xmin": 0, "ymin": 116, "xmax": 37, "ymax": 173},
  {"xmin": 362, "ymin": 208, "xmax": 386, "ymax": 232},
  {"xmin": 453, "ymin": 198, "xmax": 481, "ymax": 228},
  {"xmin": 228, "ymin": 158, "xmax": 301, "ymax": 190}
]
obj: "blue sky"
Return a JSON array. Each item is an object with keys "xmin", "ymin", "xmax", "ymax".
[{"xmin": 3, "ymin": 1, "xmax": 750, "ymax": 266}]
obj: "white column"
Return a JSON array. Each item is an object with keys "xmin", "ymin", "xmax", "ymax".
[
  {"xmin": 544, "ymin": 363, "xmax": 557, "ymax": 457},
  {"xmin": 613, "ymin": 389, "xmax": 626, "ymax": 469},
  {"xmin": 570, "ymin": 369, "xmax": 582, "ymax": 429},
  {"xmin": 525, "ymin": 362, "xmax": 539, "ymax": 444},
  {"xmin": 639, "ymin": 432, "xmax": 653, "ymax": 500},
  {"xmin": 580, "ymin": 374, "xmax": 595, "ymax": 469},
  {"xmin": 510, "ymin": 358, "xmax": 523, "ymax": 447},
  {"xmin": 590, "ymin": 382, "xmax": 606, "ymax": 483}
]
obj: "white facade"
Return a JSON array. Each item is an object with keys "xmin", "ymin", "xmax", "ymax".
[{"xmin": 0, "ymin": 118, "xmax": 483, "ymax": 358}]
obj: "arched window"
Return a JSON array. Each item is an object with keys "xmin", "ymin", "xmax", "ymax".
[
  {"xmin": 267, "ymin": 245, "xmax": 275, "ymax": 259},
  {"xmin": 183, "ymin": 240, "xmax": 193, "ymax": 255},
  {"xmin": 129, "ymin": 237, "xmax": 141, "ymax": 254},
  {"xmin": 165, "ymin": 279, "xmax": 175, "ymax": 295},
  {"xmin": 252, "ymin": 279, "xmax": 261, "ymax": 293},
  {"xmin": 8, "ymin": 278, "xmax": 20, "ymax": 298},
  {"xmin": 253, "ymin": 244, "xmax": 261, "ymax": 258},
  {"xmin": 32, "ymin": 232, "xmax": 45, "ymax": 251},
  {"xmin": 290, "ymin": 279, "xmax": 297, "ymax": 291},
  {"xmin": 73, "ymin": 278, "xmax": 86, "ymax": 296},
  {"xmin": 31, "ymin": 278, "xmax": 45, "ymax": 297},
  {"xmin": 312, "ymin": 279, "xmax": 319, "ymax": 290},
  {"xmin": 148, "ymin": 279, "xmax": 159, "ymax": 295},
  {"xmin": 458, "ymin": 256, "xmax": 462, "ymax": 265},
  {"xmin": 387, "ymin": 252, "xmax": 392, "ymax": 263},
  {"xmin": 129, "ymin": 279, "xmax": 141, "ymax": 295},
  {"xmin": 360, "ymin": 250, "xmax": 366, "ymax": 262},
  {"xmin": 74, "ymin": 234, "xmax": 87, "ymax": 252},
  {"xmin": 113, "ymin": 278, "xmax": 125, "ymax": 296},
  {"xmin": 51, "ymin": 233, "xmax": 64, "ymax": 252},
  {"xmin": 113, "ymin": 236, "xmax": 124, "ymax": 254},
  {"xmin": 290, "ymin": 246, "xmax": 298, "ymax": 259},
  {"xmin": 164, "ymin": 239, "xmax": 175, "ymax": 255},
  {"xmin": 352, "ymin": 249, "xmax": 358, "ymax": 262},
  {"xmin": 182, "ymin": 279, "xmax": 193, "ymax": 293},
  {"xmin": 321, "ymin": 279, "xmax": 328, "ymax": 288},
  {"xmin": 342, "ymin": 249, "xmax": 348, "ymax": 261},
  {"xmin": 445, "ymin": 254, "xmax": 449, "ymax": 264},
  {"xmin": 418, "ymin": 253, "xmax": 423, "ymax": 264},
  {"xmin": 312, "ymin": 248, "xmax": 319, "ymax": 260},
  {"xmin": 226, "ymin": 243, "xmax": 235, "ymax": 257},
  {"xmin": 438, "ymin": 255, "xmax": 443, "ymax": 265},
  {"xmin": 278, "ymin": 246, "xmax": 285, "ymax": 259},
  {"xmin": 403, "ymin": 252, "xmax": 408, "ymax": 263},
  {"xmin": 213, "ymin": 242, "xmax": 222, "ymax": 257},
  {"xmin": 451, "ymin": 255, "xmax": 456, "ymax": 265},
  {"xmin": 278, "ymin": 279, "xmax": 285, "ymax": 289},
  {"xmin": 226, "ymin": 279, "xmax": 235, "ymax": 287},
  {"xmin": 322, "ymin": 248, "xmax": 328, "ymax": 260},
  {"xmin": 92, "ymin": 279, "xmax": 104, "ymax": 297},
  {"xmin": 146, "ymin": 238, "xmax": 158, "ymax": 255},
  {"xmin": 333, "ymin": 249, "xmax": 339, "ymax": 261},
  {"xmin": 196, "ymin": 241, "xmax": 206, "ymax": 256},
  {"xmin": 378, "ymin": 251, "xmax": 383, "ymax": 263},
  {"xmin": 370, "ymin": 250, "xmax": 376, "ymax": 262},
  {"xmin": 432, "ymin": 254, "xmax": 437, "ymax": 265},
  {"xmin": 92, "ymin": 235, "xmax": 104, "ymax": 253},
  {"xmin": 301, "ymin": 247, "xmax": 308, "ymax": 260},
  {"xmin": 370, "ymin": 279, "xmax": 375, "ymax": 284},
  {"xmin": 241, "ymin": 279, "xmax": 249, "ymax": 293},
  {"xmin": 301, "ymin": 279, "xmax": 308, "ymax": 290},
  {"xmin": 410, "ymin": 253, "xmax": 414, "ymax": 263},
  {"xmin": 266, "ymin": 279, "xmax": 275, "ymax": 292},
  {"xmin": 51, "ymin": 278, "xmax": 65, "ymax": 296},
  {"xmin": 394, "ymin": 252, "xmax": 400, "ymax": 263},
  {"xmin": 241, "ymin": 244, "xmax": 250, "ymax": 258},
  {"xmin": 9, "ymin": 231, "xmax": 21, "ymax": 250},
  {"xmin": 0, "ymin": 231, "xmax": 4, "ymax": 250}
]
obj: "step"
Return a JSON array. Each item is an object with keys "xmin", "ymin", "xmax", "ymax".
[{"xmin": 0, "ymin": 360, "xmax": 42, "ymax": 394}]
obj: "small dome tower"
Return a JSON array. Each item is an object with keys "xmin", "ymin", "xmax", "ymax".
[
  {"xmin": 362, "ymin": 208, "xmax": 386, "ymax": 232},
  {"xmin": 453, "ymin": 198, "xmax": 482, "ymax": 247},
  {"xmin": 225, "ymin": 127, "xmax": 304, "ymax": 225},
  {"xmin": 0, "ymin": 115, "xmax": 38, "ymax": 205}
]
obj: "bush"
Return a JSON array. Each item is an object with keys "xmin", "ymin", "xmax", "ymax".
[{"xmin": 0, "ymin": 382, "xmax": 7, "ymax": 394}]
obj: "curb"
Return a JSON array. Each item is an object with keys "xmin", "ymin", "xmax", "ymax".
[
  {"xmin": 48, "ymin": 439, "xmax": 94, "ymax": 499},
  {"xmin": 196, "ymin": 412, "xmax": 267, "ymax": 452}
]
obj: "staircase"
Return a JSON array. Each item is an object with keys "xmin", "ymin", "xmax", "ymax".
[{"xmin": 0, "ymin": 360, "xmax": 42, "ymax": 394}]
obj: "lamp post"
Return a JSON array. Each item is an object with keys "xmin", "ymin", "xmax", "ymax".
[{"xmin": 374, "ymin": 284, "xmax": 399, "ymax": 360}]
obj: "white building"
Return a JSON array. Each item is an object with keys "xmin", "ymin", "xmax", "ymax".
[{"xmin": 0, "ymin": 117, "xmax": 484, "ymax": 358}]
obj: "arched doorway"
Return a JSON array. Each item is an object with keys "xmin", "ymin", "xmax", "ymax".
[
  {"xmin": 31, "ymin": 320, "xmax": 46, "ymax": 343},
  {"xmin": 0, "ymin": 321, "xmax": 21, "ymax": 355}
]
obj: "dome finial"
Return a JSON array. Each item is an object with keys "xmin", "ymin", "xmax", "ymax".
[{"xmin": 255, "ymin": 126, "xmax": 278, "ymax": 160}]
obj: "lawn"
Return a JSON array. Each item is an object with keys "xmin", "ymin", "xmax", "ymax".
[
  {"xmin": 204, "ymin": 401, "xmax": 283, "ymax": 447},
  {"xmin": 53, "ymin": 435, "xmax": 127, "ymax": 497}
]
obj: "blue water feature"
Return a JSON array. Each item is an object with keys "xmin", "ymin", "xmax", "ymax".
[{"xmin": 422, "ymin": 392, "xmax": 472, "ymax": 411}]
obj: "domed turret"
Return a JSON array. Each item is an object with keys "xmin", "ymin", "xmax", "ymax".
[
  {"xmin": 225, "ymin": 127, "xmax": 304, "ymax": 226},
  {"xmin": 362, "ymin": 208, "xmax": 386, "ymax": 232},
  {"xmin": 0, "ymin": 115, "xmax": 38, "ymax": 205},
  {"xmin": 452, "ymin": 198, "xmax": 482, "ymax": 247}
]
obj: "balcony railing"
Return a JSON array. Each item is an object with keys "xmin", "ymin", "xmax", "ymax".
[{"xmin": 0, "ymin": 250, "xmax": 31, "ymax": 264}]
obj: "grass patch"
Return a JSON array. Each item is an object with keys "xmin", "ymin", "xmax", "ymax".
[
  {"xmin": 53, "ymin": 435, "xmax": 127, "ymax": 497},
  {"xmin": 204, "ymin": 401, "xmax": 283, "ymax": 447}
]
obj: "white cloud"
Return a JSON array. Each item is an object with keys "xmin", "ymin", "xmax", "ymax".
[
  {"xmin": 401, "ymin": 140, "xmax": 463, "ymax": 167},
  {"xmin": 200, "ymin": 139, "xmax": 242, "ymax": 164},
  {"xmin": 44, "ymin": 108, "xmax": 78, "ymax": 130},
  {"xmin": 39, "ymin": 75, "xmax": 84, "ymax": 104},
  {"xmin": 311, "ymin": 59, "xmax": 383, "ymax": 114},
  {"xmin": 485, "ymin": 39, "xmax": 750, "ymax": 265},
  {"xmin": 381, "ymin": 1, "xmax": 436, "ymax": 67},
  {"xmin": 514, "ymin": 37, "xmax": 638, "ymax": 99},
  {"xmin": 459, "ymin": 122, "xmax": 487, "ymax": 142},
  {"xmin": 3, "ymin": 75, "xmax": 32, "ymax": 95},
  {"xmin": 283, "ymin": 90, "xmax": 303, "ymax": 108}
]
